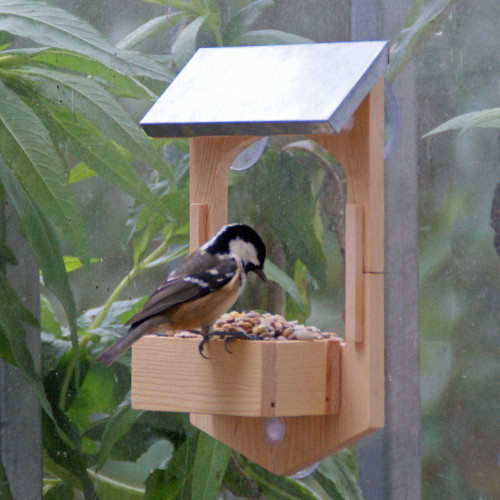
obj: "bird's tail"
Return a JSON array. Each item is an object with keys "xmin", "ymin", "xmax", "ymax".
[{"xmin": 95, "ymin": 323, "xmax": 147, "ymax": 367}]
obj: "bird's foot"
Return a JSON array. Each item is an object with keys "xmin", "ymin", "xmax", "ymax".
[
  {"xmin": 210, "ymin": 329, "xmax": 263, "ymax": 354},
  {"xmin": 181, "ymin": 329, "xmax": 210, "ymax": 359},
  {"xmin": 197, "ymin": 335, "xmax": 210, "ymax": 359},
  {"xmin": 187, "ymin": 328, "xmax": 263, "ymax": 358}
]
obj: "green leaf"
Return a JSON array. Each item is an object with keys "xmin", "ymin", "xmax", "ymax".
[
  {"xmin": 313, "ymin": 450, "xmax": 364, "ymax": 500},
  {"xmin": 41, "ymin": 331, "xmax": 71, "ymax": 379},
  {"xmin": 268, "ymin": 153, "xmax": 327, "ymax": 288},
  {"xmin": 144, "ymin": 435, "xmax": 198, "ymax": 500},
  {"xmin": 139, "ymin": 411, "xmax": 194, "ymax": 438},
  {"xmin": 41, "ymin": 295, "xmax": 62, "ymax": 336},
  {"xmin": 0, "ymin": 325, "xmax": 15, "ymax": 365},
  {"xmin": 33, "ymin": 48, "xmax": 156, "ymax": 100},
  {"xmin": 129, "ymin": 188, "xmax": 188, "ymax": 239},
  {"xmin": 0, "ymin": 163, "xmax": 80, "ymax": 387},
  {"xmin": 0, "ymin": 241, "xmax": 17, "ymax": 265},
  {"xmin": 233, "ymin": 29, "xmax": 313, "ymax": 46},
  {"xmin": 64, "ymin": 256, "xmax": 85, "ymax": 273},
  {"xmin": 67, "ymin": 364, "xmax": 123, "ymax": 430},
  {"xmin": 223, "ymin": 0, "xmax": 274, "ymax": 43},
  {"xmin": 117, "ymin": 13, "xmax": 184, "ymax": 50},
  {"xmin": 192, "ymin": 433, "xmax": 231, "ymax": 500},
  {"xmin": 0, "ymin": 272, "xmax": 59, "ymax": 424},
  {"xmin": 42, "ymin": 413, "xmax": 97, "ymax": 500},
  {"xmin": 0, "ymin": 29, "xmax": 13, "ymax": 48},
  {"xmin": 0, "ymin": 451, "xmax": 14, "ymax": 500},
  {"xmin": 40, "ymin": 100, "xmax": 170, "ymax": 221},
  {"xmin": 116, "ymin": 297, "xmax": 148, "ymax": 325},
  {"xmin": 172, "ymin": 15, "xmax": 207, "ymax": 70},
  {"xmin": 245, "ymin": 461, "xmax": 320, "ymax": 500},
  {"xmin": 133, "ymin": 224, "xmax": 154, "ymax": 266},
  {"xmin": 264, "ymin": 259, "xmax": 307, "ymax": 313},
  {"xmin": 85, "ymin": 420, "xmax": 166, "ymax": 465},
  {"xmin": 1, "ymin": 47, "xmax": 155, "ymax": 100},
  {"xmin": 0, "ymin": 80, "xmax": 89, "ymax": 264},
  {"xmin": 43, "ymin": 482, "xmax": 74, "ymax": 500},
  {"xmin": 0, "ymin": 0, "xmax": 172, "ymax": 82},
  {"xmin": 424, "ymin": 108, "xmax": 500, "ymax": 137},
  {"xmin": 143, "ymin": 243, "xmax": 188, "ymax": 269},
  {"xmin": 128, "ymin": 184, "xmax": 188, "ymax": 265},
  {"xmin": 63, "ymin": 256, "xmax": 100, "ymax": 273},
  {"xmin": 12, "ymin": 65, "xmax": 171, "ymax": 179},
  {"xmin": 222, "ymin": 456, "xmax": 261, "ymax": 498},
  {"xmin": 96, "ymin": 391, "xmax": 145, "ymax": 471},
  {"xmin": 387, "ymin": 0, "xmax": 457, "ymax": 83},
  {"xmin": 132, "ymin": 217, "xmax": 171, "ymax": 266},
  {"xmin": 141, "ymin": 0, "xmax": 204, "ymax": 13},
  {"xmin": 68, "ymin": 163, "xmax": 97, "ymax": 184},
  {"xmin": 0, "ymin": 273, "xmax": 38, "ymax": 328},
  {"xmin": 285, "ymin": 259, "xmax": 311, "ymax": 323},
  {"xmin": 79, "ymin": 298, "xmax": 146, "ymax": 329}
]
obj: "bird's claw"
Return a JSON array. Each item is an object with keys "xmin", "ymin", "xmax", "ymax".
[
  {"xmin": 197, "ymin": 335, "xmax": 210, "ymax": 359},
  {"xmin": 184, "ymin": 329, "xmax": 210, "ymax": 359},
  {"xmin": 210, "ymin": 329, "xmax": 263, "ymax": 354},
  {"xmin": 224, "ymin": 336, "xmax": 234, "ymax": 354}
]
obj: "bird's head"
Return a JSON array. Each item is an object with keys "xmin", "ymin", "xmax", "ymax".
[{"xmin": 202, "ymin": 223, "xmax": 267, "ymax": 281}]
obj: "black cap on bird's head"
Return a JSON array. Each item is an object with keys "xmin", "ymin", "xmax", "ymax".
[{"xmin": 202, "ymin": 223, "xmax": 267, "ymax": 281}]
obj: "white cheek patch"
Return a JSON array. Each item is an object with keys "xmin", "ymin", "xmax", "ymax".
[
  {"xmin": 229, "ymin": 238, "xmax": 259, "ymax": 266},
  {"xmin": 184, "ymin": 276, "xmax": 209, "ymax": 288}
]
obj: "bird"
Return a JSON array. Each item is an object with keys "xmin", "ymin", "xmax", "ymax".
[{"xmin": 96, "ymin": 223, "xmax": 267, "ymax": 366}]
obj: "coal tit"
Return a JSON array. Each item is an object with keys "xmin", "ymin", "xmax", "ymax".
[{"xmin": 96, "ymin": 223, "xmax": 267, "ymax": 365}]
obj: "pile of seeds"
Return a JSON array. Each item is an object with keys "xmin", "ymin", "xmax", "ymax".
[{"xmin": 173, "ymin": 310, "xmax": 340, "ymax": 341}]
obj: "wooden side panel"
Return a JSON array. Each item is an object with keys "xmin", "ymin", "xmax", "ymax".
[
  {"xmin": 190, "ymin": 203, "xmax": 208, "ymax": 253},
  {"xmin": 345, "ymin": 204, "xmax": 364, "ymax": 342},
  {"xmin": 365, "ymin": 273, "xmax": 384, "ymax": 428},
  {"xmin": 325, "ymin": 338, "xmax": 342, "ymax": 414},
  {"xmin": 310, "ymin": 78, "xmax": 384, "ymax": 273},
  {"xmin": 132, "ymin": 337, "xmax": 341, "ymax": 417}
]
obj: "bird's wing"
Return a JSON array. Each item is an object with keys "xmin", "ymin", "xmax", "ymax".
[{"xmin": 126, "ymin": 254, "xmax": 238, "ymax": 326}]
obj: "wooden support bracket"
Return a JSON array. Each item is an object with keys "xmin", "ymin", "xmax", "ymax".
[{"xmin": 345, "ymin": 204, "xmax": 364, "ymax": 343}]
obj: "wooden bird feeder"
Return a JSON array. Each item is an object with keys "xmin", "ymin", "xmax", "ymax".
[{"xmin": 133, "ymin": 42, "xmax": 388, "ymax": 475}]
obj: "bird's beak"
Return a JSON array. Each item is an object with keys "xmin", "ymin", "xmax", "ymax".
[{"xmin": 255, "ymin": 268, "xmax": 268, "ymax": 283}]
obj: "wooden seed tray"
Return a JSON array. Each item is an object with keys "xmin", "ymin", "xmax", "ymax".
[{"xmin": 132, "ymin": 336, "xmax": 341, "ymax": 417}]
